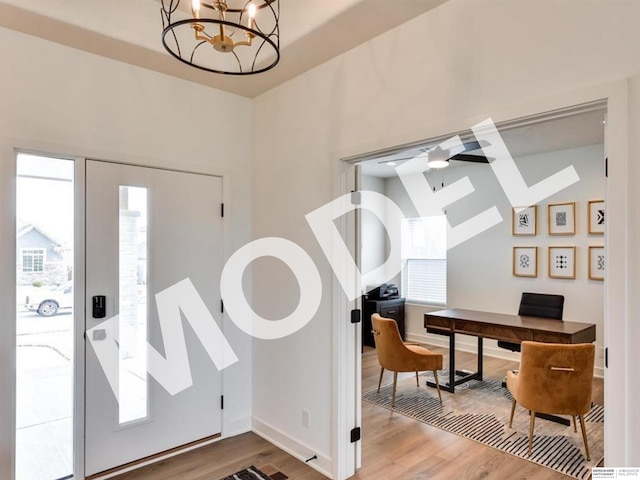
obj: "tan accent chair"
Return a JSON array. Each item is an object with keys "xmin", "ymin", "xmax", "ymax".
[
  {"xmin": 371, "ymin": 313, "xmax": 443, "ymax": 407},
  {"xmin": 507, "ymin": 341, "xmax": 595, "ymax": 460}
]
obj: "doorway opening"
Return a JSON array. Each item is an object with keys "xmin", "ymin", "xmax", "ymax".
[
  {"xmin": 15, "ymin": 153, "xmax": 75, "ymax": 480},
  {"xmin": 350, "ymin": 103, "xmax": 607, "ymax": 476}
]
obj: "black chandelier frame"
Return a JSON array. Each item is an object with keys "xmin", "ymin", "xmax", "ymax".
[{"xmin": 161, "ymin": 0, "xmax": 280, "ymax": 76}]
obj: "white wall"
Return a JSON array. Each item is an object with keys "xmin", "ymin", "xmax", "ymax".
[
  {"xmin": 252, "ymin": 0, "xmax": 640, "ymax": 474},
  {"xmin": 385, "ymin": 145, "xmax": 606, "ymax": 373},
  {"xmin": 0, "ymin": 27, "xmax": 253, "ymax": 479}
]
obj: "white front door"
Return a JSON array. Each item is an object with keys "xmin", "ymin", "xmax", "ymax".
[{"xmin": 85, "ymin": 160, "xmax": 224, "ymax": 476}]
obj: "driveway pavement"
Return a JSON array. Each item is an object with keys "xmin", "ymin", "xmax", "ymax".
[{"xmin": 16, "ymin": 311, "xmax": 73, "ymax": 480}]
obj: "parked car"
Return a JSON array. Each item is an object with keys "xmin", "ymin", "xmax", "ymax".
[{"xmin": 25, "ymin": 282, "xmax": 73, "ymax": 317}]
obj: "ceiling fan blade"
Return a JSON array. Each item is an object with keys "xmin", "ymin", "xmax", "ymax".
[
  {"xmin": 373, "ymin": 139, "xmax": 491, "ymax": 166},
  {"xmin": 450, "ymin": 153, "xmax": 490, "ymax": 163},
  {"xmin": 461, "ymin": 139, "xmax": 491, "ymax": 152},
  {"xmin": 461, "ymin": 140, "xmax": 482, "ymax": 152}
]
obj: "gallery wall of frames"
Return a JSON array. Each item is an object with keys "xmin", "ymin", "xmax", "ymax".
[{"xmin": 512, "ymin": 199, "xmax": 605, "ymax": 281}]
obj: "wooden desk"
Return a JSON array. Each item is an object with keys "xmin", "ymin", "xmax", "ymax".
[{"xmin": 423, "ymin": 308, "xmax": 596, "ymax": 394}]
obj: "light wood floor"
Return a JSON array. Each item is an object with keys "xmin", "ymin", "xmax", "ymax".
[
  {"xmin": 353, "ymin": 346, "xmax": 603, "ymax": 480},
  {"xmin": 110, "ymin": 345, "xmax": 603, "ymax": 480}
]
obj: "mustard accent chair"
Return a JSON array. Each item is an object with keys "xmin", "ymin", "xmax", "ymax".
[
  {"xmin": 371, "ymin": 313, "xmax": 444, "ymax": 407},
  {"xmin": 506, "ymin": 341, "xmax": 595, "ymax": 460}
]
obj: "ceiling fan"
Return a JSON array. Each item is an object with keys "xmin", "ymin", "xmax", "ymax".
[
  {"xmin": 377, "ymin": 139, "xmax": 491, "ymax": 168},
  {"xmin": 444, "ymin": 140, "xmax": 490, "ymax": 164}
]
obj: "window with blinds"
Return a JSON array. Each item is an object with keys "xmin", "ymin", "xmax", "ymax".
[{"xmin": 401, "ymin": 216, "xmax": 447, "ymax": 305}]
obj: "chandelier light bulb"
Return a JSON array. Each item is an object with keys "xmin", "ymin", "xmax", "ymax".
[
  {"xmin": 248, "ymin": 3, "xmax": 256, "ymax": 29},
  {"xmin": 192, "ymin": 0, "xmax": 201, "ymax": 14}
]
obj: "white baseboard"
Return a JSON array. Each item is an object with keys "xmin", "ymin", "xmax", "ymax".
[
  {"xmin": 251, "ymin": 417, "xmax": 332, "ymax": 478},
  {"xmin": 405, "ymin": 332, "xmax": 605, "ymax": 379}
]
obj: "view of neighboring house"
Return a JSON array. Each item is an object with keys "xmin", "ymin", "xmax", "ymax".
[{"xmin": 16, "ymin": 223, "xmax": 70, "ymax": 286}]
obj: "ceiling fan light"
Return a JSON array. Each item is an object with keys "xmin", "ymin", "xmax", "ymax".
[{"xmin": 427, "ymin": 158, "xmax": 449, "ymax": 169}]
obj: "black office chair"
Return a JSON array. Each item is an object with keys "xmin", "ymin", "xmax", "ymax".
[{"xmin": 497, "ymin": 292, "xmax": 565, "ymax": 353}]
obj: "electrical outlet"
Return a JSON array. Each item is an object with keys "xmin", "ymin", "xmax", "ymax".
[
  {"xmin": 302, "ymin": 409, "xmax": 310, "ymax": 428},
  {"xmin": 598, "ymin": 347, "xmax": 605, "ymax": 359}
]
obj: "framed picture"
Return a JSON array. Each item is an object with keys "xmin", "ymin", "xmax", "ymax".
[
  {"xmin": 548, "ymin": 202, "xmax": 576, "ymax": 235},
  {"xmin": 513, "ymin": 246, "xmax": 537, "ymax": 277},
  {"xmin": 588, "ymin": 199, "xmax": 605, "ymax": 235},
  {"xmin": 548, "ymin": 246, "xmax": 576, "ymax": 279},
  {"xmin": 512, "ymin": 206, "xmax": 537, "ymax": 236},
  {"xmin": 589, "ymin": 246, "xmax": 605, "ymax": 280}
]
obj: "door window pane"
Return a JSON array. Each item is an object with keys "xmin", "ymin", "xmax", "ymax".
[{"xmin": 118, "ymin": 186, "xmax": 149, "ymax": 424}]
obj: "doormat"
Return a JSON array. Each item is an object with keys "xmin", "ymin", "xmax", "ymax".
[
  {"xmin": 219, "ymin": 465, "xmax": 273, "ymax": 480},
  {"xmin": 362, "ymin": 372, "xmax": 603, "ymax": 479}
]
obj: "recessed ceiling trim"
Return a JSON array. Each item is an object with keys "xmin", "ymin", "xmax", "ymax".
[{"xmin": 0, "ymin": 0, "xmax": 450, "ymax": 98}]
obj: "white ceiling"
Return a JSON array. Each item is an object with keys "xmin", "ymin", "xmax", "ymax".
[
  {"xmin": 360, "ymin": 108, "xmax": 607, "ymax": 178},
  {"xmin": 0, "ymin": 0, "xmax": 449, "ymax": 98}
]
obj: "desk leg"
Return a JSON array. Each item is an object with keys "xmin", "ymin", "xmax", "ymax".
[
  {"xmin": 453, "ymin": 337, "xmax": 484, "ymax": 382},
  {"xmin": 449, "ymin": 332, "xmax": 456, "ymax": 392},
  {"xmin": 426, "ymin": 332, "xmax": 483, "ymax": 394},
  {"xmin": 426, "ymin": 332, "xmax": 457, "ymax": 393},
  {"xmin": 534, "ymin": 412, "xmax": 571, "ymax": 426},
  {"xmin": 477, "ymin": 337, "xmax": 483, "ymax": 381}
]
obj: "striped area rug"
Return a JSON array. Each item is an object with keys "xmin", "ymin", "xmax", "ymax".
[
  {"xmin": 219, "ymin": 465, "xmax": 272, "ymax": 480},
  {"xmin": 362, "ymin": 372, "xmax": 604, "ymax": 479}
]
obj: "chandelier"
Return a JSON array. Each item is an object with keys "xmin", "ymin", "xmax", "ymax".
[{"xmin": 161, "ymin": 0, "xmax": 280, "ymax": 75}]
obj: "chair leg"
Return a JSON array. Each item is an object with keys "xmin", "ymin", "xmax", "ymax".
[
  {"xmin": 509, "ymin": 399, "xmax": 516, "ymax": 428},
  {"xmin": 572, "ymin": 415, "xmax": 577, "ymax": 433},
  {"xmin": 433, "ymin": 370, "xmax": 442, "ymax": 404},
  {"xmin": 392, "ymin": 372, "xmax": 398, "ymax": 407},
  {"xmin": 377, "ymin": 367, "xmax": 384, "ymax": 393},
  {"xmin": 528, "ymin": 411, "xmax": 536, "ymax": 456},
  {"xmin": 415, "ymin": 371, "xmax": 419, "ymax": 387},
  {"xmin": 578, "ymin": 415, "xmax": 591, "ymax": 461}
]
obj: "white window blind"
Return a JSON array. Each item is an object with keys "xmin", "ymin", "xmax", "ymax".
[{"xmin": 401, "ymin": 216, "xmax": 447, "ymax": 305}]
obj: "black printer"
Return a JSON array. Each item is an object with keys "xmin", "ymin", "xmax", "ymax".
[{"xmin": 365, "ymin": 283, "xmax": 399, "ymax": 300}]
